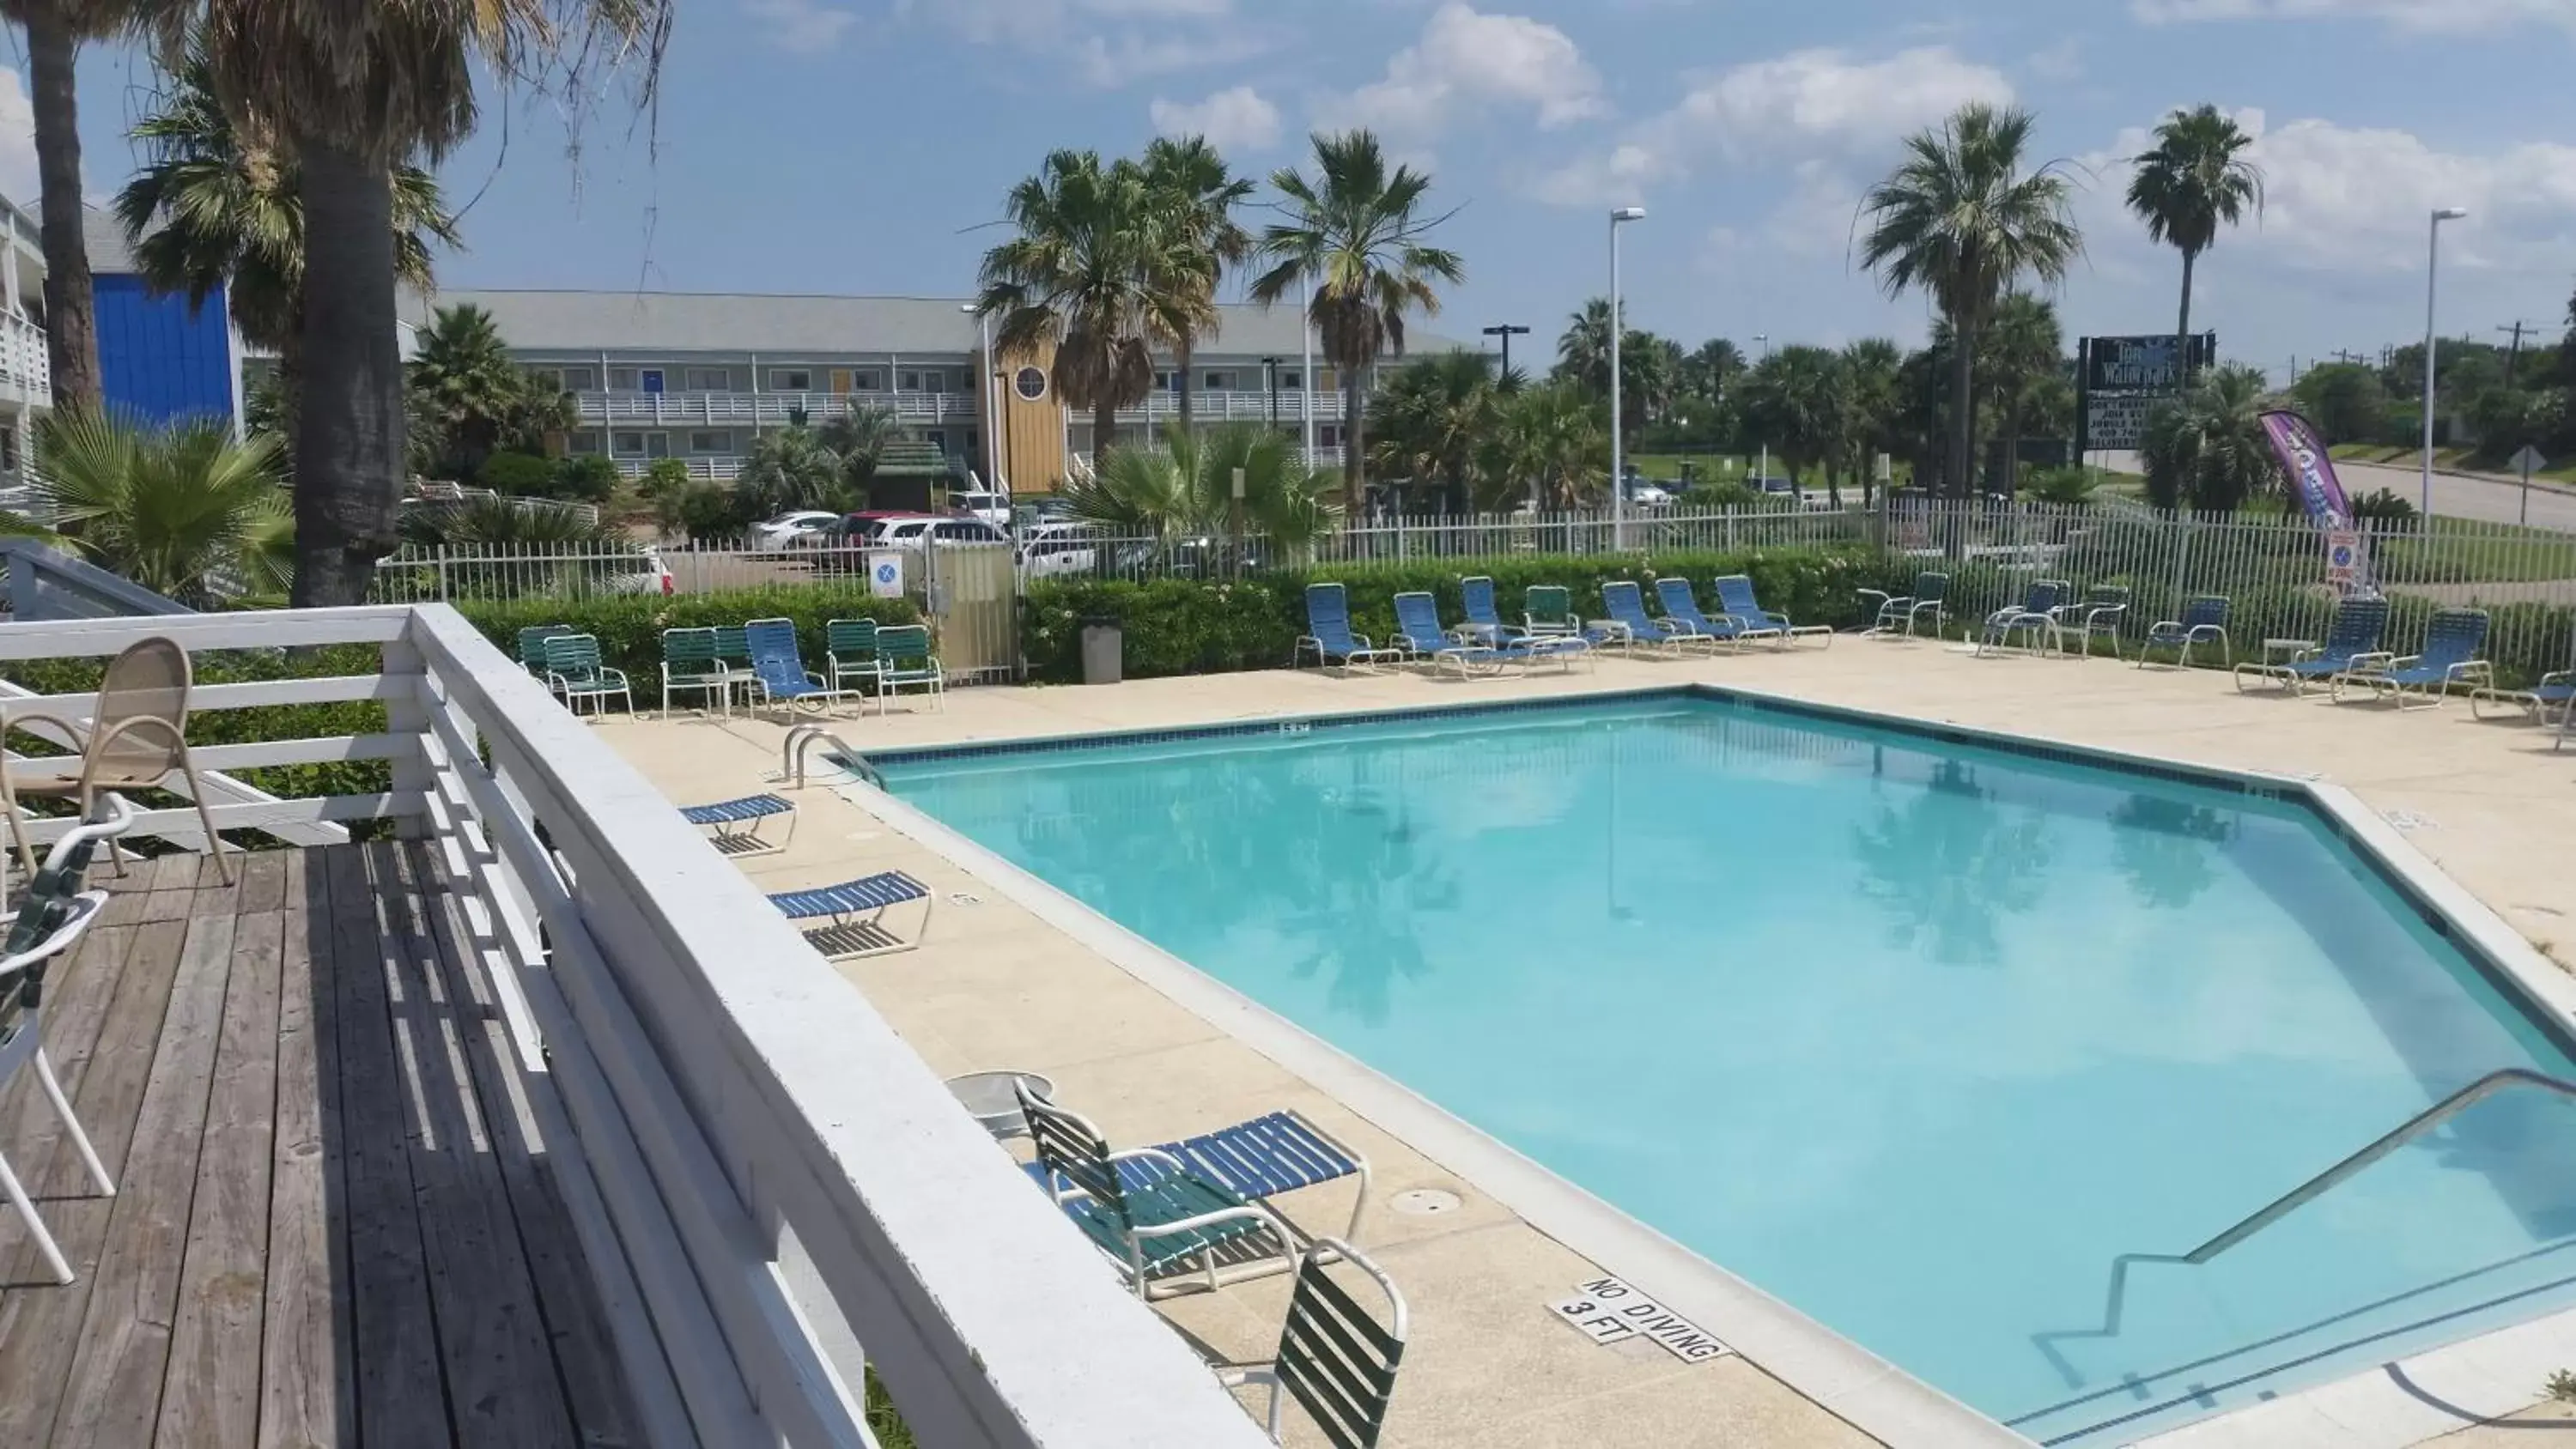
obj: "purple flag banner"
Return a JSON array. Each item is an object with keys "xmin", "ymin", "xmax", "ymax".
[{"xmin": 2260, "ymin": 409, "xmax": 2355, "ymax": 530}]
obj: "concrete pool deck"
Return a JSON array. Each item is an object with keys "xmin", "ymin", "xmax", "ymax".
[{"xmin": 596, "ymin": 641, "xmax": 2576, "ymax": 1447}]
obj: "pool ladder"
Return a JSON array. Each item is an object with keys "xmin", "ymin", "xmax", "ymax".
[{"xmin": 781, "ymin": 724, "xmax": 886, "ymax": 791}]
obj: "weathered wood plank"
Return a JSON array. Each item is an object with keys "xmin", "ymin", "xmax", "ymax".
[
  {"xmin": 235, "ymin": 850, "xmax": 287, "ymax": 915},
  {"xmin": 153, "ymin": 903, "xmax": 283, "ymax": 1447},
  {"xmin": 0, "ymin": 910, "xmax": 189, "ymax": 1448},
  {"xmin": 47, "ymin": 907, "xmax": 234, "ymax": 1448},
  {"xmin": 420, "ymin": 866, "xmax": 642, "ymax": 1448},
  {"xmin": 326, "ymin": 845, "xmax": 449, "ymax": 1449},
  {"xmin": 0, "ymin": 917, "xmax": 130, "ymax": 1331},
  {"xmin": 258, "ymin": 849, "xmax": 353, "ymax": 1449}
]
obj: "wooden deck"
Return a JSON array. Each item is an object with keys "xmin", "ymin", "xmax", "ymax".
[{"xmin": 0, "ymin": 842, "xmax": 642, "ymax": 1448}]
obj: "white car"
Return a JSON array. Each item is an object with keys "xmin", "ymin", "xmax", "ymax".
[
  {"xmin": 1019, "ymin": 523, "xmax": 1113, "ymax": 579},
  {"xmin": 750, "ymin": 510, "xmax": 841, "ymax": 554},
  {"xmin": 876, "ymin": 516, "xmax": 1010, "ymax": 550},
  {"xmin": 606, "ymin": 545, "xmax": 675, "ymax": 596},
  {"xmin": 951, "ymin": 490, "xmax": 1012, "ymax": 529}
]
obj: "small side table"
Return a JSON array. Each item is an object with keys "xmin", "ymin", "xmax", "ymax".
[
  {"xmin": 2261, "ymin": 638, "xmax": 2316, "ymax": 667},
  {"xmin": 945, "ymin": 1070, "xmax": 1055, "ymax": 1141},
  {"xmin": 1586, "ymin": 620, "xmax": 1634, "ymax": 646}
]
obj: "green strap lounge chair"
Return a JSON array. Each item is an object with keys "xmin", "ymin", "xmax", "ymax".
[
  {"xmin": 519, "ymin": 625, "xmax": 574, "ymax": 692},
  {"xmin": 825, "ymin": 618, "xmax": 884, "ymax": 700},
  {"xmin": 874, "ymin": 625, "xmax": 945, "ymax": 713},
  {"xmin": 541, "ymin": 634, "xmax": 634, "ymax": 717},
  {"xmin": 659, "ymin": 627, "xmax": 732, "ymax": 717},
  {"xmin": 1219, "ymin": 1238, "xmax": 1409, "ymax": 1447}
]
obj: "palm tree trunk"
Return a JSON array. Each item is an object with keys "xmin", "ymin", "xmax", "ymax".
[
  {"xmin": 25, "ymin": 7, "xmax": 98, "ymax": 414},
  {"xmin": 292, "ymin": 145, "xmax": 404, "ymax": 607},
  {"xmin": 2005, "ymin": 394, "xmax": 2025, "ymax": 496},
  {"xmin": 1946, "ymin": 324, "xmax": 1976, "ymax": 499},
  {"xmin": 1092, "ymin": 397, "xmax": 1117, "ymax": 467},
  {"xmin": 1175, "ymin": 339, "xmax": 1194, "ymax": 439},
  {"xmin": 2177, "ymin": 247, "xmax": 2197, "ymax": 385},
  {"xmin": 1341, "ymin": 361, "xmax": 1367, "ymax": 514}
]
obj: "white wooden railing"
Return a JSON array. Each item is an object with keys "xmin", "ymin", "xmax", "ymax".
[
  {"xmin": 574, "ymin": 388, "xmax": 1348, "ymax": 431},
  {"xmin": 0, "ymin": 312, "xmax": 47, "ymax": 412},
  {"xmin": 0, "ymin": 605, "xmax": 1268, "ymax": 1449}
]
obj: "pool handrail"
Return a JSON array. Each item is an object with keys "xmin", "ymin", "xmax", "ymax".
[{"xmin": 782, "ymin": 723, "xmax": 888, "ymax": 791}]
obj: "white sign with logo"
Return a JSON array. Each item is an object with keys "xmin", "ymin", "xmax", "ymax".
[
  {"xmin": 2324, "ymin": 530, "xmax": 2361, "ymax": 588},
  {"xmin": 1546, "ymin": 1276, "xmax": 1732, "ymax": 1364},
  {"xmin": 866, "ymin": 550, "xmax": 905, "ymax": 600}
]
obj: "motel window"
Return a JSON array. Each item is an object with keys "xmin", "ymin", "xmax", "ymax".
[
  {"xmin": 685, "ymin": 367, "xmax": 731, "ymax": 391},
  {"xmin": 1153, "ymin": 370, "xmax": 1180, "ymax": 394},
  {"xmin": 1276, "ymin": 368, "xmax": 1302, "ymax": 391},
  {"xmin": 646, "ymin": 433, "xmax": 671, "ymax": 458},
  {"xmin": 609, "ymin": 367, "xmax": 639, "ymax": 391},
  {"xmin": 1203, "ymin": 369, "xmax": 1241, "ymax": 391},
  {"xmin": 1318, "ymin": 424, "xmax": 1343, "ymax": 449},
  {"xmin": 612, "ymin": 431, "xmax": 647, "ymax": 456},
  {"xmin": 898, "ymin": 370, "xmax": 924, "ymax": 391},
  {"xmin": 562, "ymin": 366, "xmax": 597, "ymax": 390},
  {"xmin": 527, "ymin": 367, "xmax": 565, "ymax": 392},
  {"xmin": 769, "ymin": 368, "xmax": 814, "ymax": 391},
  {"xmin": 854, "ymin": 369, "xmax": 884, "ymax": 391},
  {"xmin": 568, "ymin": 432, "xmax": 601, "ymax": 455},
  {"xmin": 688, "ymin": 430, "xmax": 732, "ymax": 454}
]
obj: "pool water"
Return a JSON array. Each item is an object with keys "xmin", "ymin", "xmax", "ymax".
[{"xmin": 879, "ymin": 694, "xmax": 2576, "ymax": 1443}]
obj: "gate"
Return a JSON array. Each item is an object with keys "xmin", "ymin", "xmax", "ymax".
[{"xmin": 919, "ymin": 542, "xmax": 1018, "ymax": 684}]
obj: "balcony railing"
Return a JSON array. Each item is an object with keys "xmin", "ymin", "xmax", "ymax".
[
  {"xmin": 573, "ymin": 387, "xmax": 1348, "ymax": 431},
  {"xmin": 0, "ymin": 312, "xmax": 51, "ymax": 411},
  {"xmin": 0, "ymin": 604, "xmax": 1269, "ymax": 1449}
]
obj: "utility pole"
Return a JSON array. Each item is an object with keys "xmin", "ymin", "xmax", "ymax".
[
  {"xmin": 2499, "ymin": 320, "xmax": 2548, "ymax": 387},
  {"xmin": 1481, "ymin": 324, "xmax": 1530, "ymax": 380}
]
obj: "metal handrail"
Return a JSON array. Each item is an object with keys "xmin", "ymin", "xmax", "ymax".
[{"xmin": 781, "ymin": 724, "xmax": 886, "ymax": 791}]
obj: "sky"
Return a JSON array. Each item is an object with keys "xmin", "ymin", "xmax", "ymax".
[{"xmin": 14, "ymin": 0, "xmax": 2576, "ymax": 383}]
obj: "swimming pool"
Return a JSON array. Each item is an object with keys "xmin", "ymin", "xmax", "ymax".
[{"xmin": 876, "ymin": 691, "xmax": 2576, "ymax": 1444}]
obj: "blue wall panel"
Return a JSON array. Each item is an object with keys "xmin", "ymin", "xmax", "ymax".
[{"xmin": 94, "ymin": 276, "xmax": 234, "ymax": 425}]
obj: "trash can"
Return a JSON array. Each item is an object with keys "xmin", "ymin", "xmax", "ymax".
[{"xmin": 1080, "ymin": 620, "xmax": 1123, "ymax": 685}]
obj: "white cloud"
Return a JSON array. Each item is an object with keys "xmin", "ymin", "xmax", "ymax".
[
  {"xmin": 741, "ymin": 0, "xmax": 858, "ymax": 51},
  {"xmin": 898, "ymin": 0, "xmax": 1261, "ymax": 82},
  {"xmin": 1530, "ymin": 45, "xmax": 2012, "ymax": 208},
  {"xmin": 1073, "ymin": 31, "xmax": 1272, "ymax": 88},
  {"xmin": 1151, "ymin": 86, "xmax": 1283, "ymax": 154},
  {"xmin": 2131, "ymin": 0, "xmax": 2576, "ymax": 33},
  {"xmin": 1330, "ymin": 3, "xmax": 1603, "ymax": 144},
  {"xmin": 0, "ymin": 70, "xmax": 30, "ymax": 207}
]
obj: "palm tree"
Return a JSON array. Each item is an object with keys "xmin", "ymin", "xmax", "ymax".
[
  {"xmin": 115, "ymin": 39, "xmax": 459, "ymax": 398},
  {"xmin": 2140, "ymin": 364, "xmax": 2278, "ymax": 513},
  {"xmin": 407, "ymin": 304, "xmax": 539, "ymax": 479},
  {"xmin": 1838, "ymin": 338, "xmax": 1905, "ymax": 505},
  {"xmin": 818, "ymin": 401, "xmax": 906, "ymax": 496},
  {"xmin": 158, "ymin": 0, "xmax": 674, "ymax": 607},
  {"xmin": 1860, "ymin": 103, "xmax": 2082, "ymax": 497},
  {"xmin": 977, "ymin": 149, "xmax": 1192, "ymax": 470},
  {"xmin": 1249, "ymin": 130, "xmax": 1465, "ymax": 510},
  {"xmin": 1740, "ymin": 346, "xmax": 1846, "ymax": 501},
  {"xmin": 2126, "ymin": 105, "xmax": 2262, "ymax": 385},
  {"xmin": 1554, "ymin": 298, "xmax": 1615, "ymax": 396},
  {"xmin": 1060, "ymin": 422, "xmax": 1339, "ymax": 557},
  {"xmin": 1981, "ymin": 293, "xmax": 2063, "ymax": 496},
  {"xmin": 734, "ymin": 425, "xmax": 848, "ymax": 517},
  {"xmin": 1485, "ymin": 384, "xmax": 1606, "ymax": 510},
  {"xmin": 36, "ymin": 409, "xmax": 291, "ymax": 603},
  {"xmin": 1680, "ymin": 336, "xmax": 1743, "ymax": 410},
  {"xmin": 1368, "ymin": 350, "xmax": 1498, "ymax": 513},
  {"xmin": 1551, "ymin": 299, "xmax": 1674, "ymax": 452},
  {"xmin": 1139, "ymin": 136, "xmax": 1252, "ymax": 437},
  {"xmin": 0, "ymin": 0, "xmax": 145, "ymax": 413}
]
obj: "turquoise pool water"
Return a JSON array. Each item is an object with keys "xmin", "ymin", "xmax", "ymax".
[{"xmin": 878, "ymin": 693, "xmax": 2576, "ymax": 1443}]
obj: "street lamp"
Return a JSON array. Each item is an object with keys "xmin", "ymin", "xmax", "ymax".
[
  {"xmin": 1752, "ymin": 333, "xmax": 1771, "ymax": 482},
  {"xmin": 1609, "ymin": 206, "xmax": 1645, "ymax": 548},
  {"xmin": 2421, "ymin": 207, "xmax": 2469, "ymax": 516},
  {"xmin": 1481, "ymin": 323, "xmax": 1531, "ymax": 379},
  {"xmin": 961, "ymin": 302, "xmax": 999, "ymax": 495}
]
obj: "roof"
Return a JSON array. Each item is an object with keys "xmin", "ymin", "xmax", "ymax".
[
  {"xmin": 82, "ymin": 206, "xmax": 136, "ymax": 275},
  {"xmin": 414, "ymin": 288, "xmax": 1466, "ymax": 361}
]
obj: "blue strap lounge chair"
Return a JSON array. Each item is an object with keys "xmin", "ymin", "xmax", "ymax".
[
  {"xmin": 1859, "ymin": 573, "xmax": 1950, "ymax": 637},
  {"xmin": 1977, "ymin": 580, "xmax": 2069, "ymax": 658},
  {"xmin": 1459, "ymin": 576, "xmax": 1515, "ymax": 646},
  {"xmin": 1714, "ymin": 574, "xmax": 1829, "ymax": 648},
  {"xmin": 679, "ymin": 792, "xmax": 796, "ymax": 858},
  {"xmin": 2234, "ymin": 596, "xmax": 2391, "ymax": 694},
  {"xmin": 1601, "ymin": 581, "xmax": 1698, "ymax": 651},
  {"xmin": 2331, "ymin": 608, "xmax": 2489, "ymax": 709},
  {"xmin": 1015, "ymin": 1080, "xmax": 1297, "ymax": 1300},
  {"xmin": 1296, "ymin": 584, "xmax": 1395, "ymax": 670},
  {"xmin": 1655, "ymin": 578, "xmax": 1760, "ymax": 651},
  {"xmin": 1021, "ymin": 1107, "xmax": 1373, "ymax": 1249},
  {"xmin": 1389, "ymin": 592, "xmax": 1487, "ymax": 675},
  {"xmin": 2138, "ymin": 595, "xmax": 2232, "ymax": 670},
  {"xmin": 2470, "ymin": 671, "xmax": 2576, "ymax": 724},
  {"xmin": 769, "ymin": 870, "xmax": 932, "ymax": 960},
  {"xmin": 744, "ymin": 617, "xmax": 837, "ymax": 713}
]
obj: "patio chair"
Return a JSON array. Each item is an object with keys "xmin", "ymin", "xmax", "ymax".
[
  {"xmin": 2137, "ymin": 596, "xmax": 2232, "ymax": 670},
  {"xmin": 2469, "ymin": 671, "xmax": 2576, "ymax": 724},
  {"xmin": 1295, "ymin": 584, "xmax": 1395, "ymax": 670},
  {"xmin": 1019, "ymin": 1106, "xmax": 1373, "ymax": 1248},
  {"xmin": 1458, "ymin": 576, "xmax": 1516, "ymax": 645},
  {"xmin": 1015, "ymin": 1079, "xmax": 1298, "ymax": 1300},
  {"xmin": 2233, "ymin": 596, "xmax": 2391, "ymax": 695},
  {"xmin": 1523, "ymin": 586, "xmax": 1625, "ymax": 648},
  {"xmin": 1858, "ymin": 573, "xmax": 1949, "ymax": 637},
  {"xmin": 825, "ymin": 618, "xmax": 884, "ymax": 701},
  {"xmin": 712, "ymin": 625, "xmax": 755, "ymax": 709},
  {"xmin": 2330, "ymin": 608, "xmax": 2489, "ymax": 709},
  {"xmin": 743, "ymin": 618, "xmax": 836, "ymax": 714},
  {"xmin": 1389, "ymin": 592, "xmax": 1487, "ymax": 675},
  {"xmin": 1977, "ymin": 579, "xmax": 2069, "ymax": 658},
  {"xmin": 2052, "ymin": 585, "xmax": 2130, "ymax": 659},
  {"xmin": 1219, "ymin": 1238, "xmax": 1408, "ymax": 1448},
  {"xmin": 0, "ymin": 797, "xmax": 131, "ymax": 1283},
  {"xmin": 1600, "ymin": 580, "xmax": 1699, "ymax": 652},
  {"xmin": 659, "ymin": 627, "xmax": 732, "ymax": 718},
  {"xmin": 518, "ymin": 624, "xmax": 573, "ymax": 687},
  {"xmin": 874, "ymin": 625, "xmax": 945, "ymax": 713},
  {"xmin": 1714, "ymin": 574, "xmax": 1831, "ymax": 647},
  {"xmin": 541, "ymin": 634, "xmax": 635, "ymax": 718},
  {"xmin": 767, "ymin": 870, "xmax": 933, "ymax": 960},
  {"xmin": 1648, "ymin": 578, "xmax": 1747, "ymax": 652},
  {"xmin": 679, "ymin": 792, "xmax": 796, "ymax": 858},
  {"xmin": 0, "ymin": 636, "xmax": 234, "ymax": 883}
]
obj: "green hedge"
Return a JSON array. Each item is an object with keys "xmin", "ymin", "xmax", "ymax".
[
  {"xmin": 1021, "ymin": 547, "xmax": 1910, "ymax": 682},
  {"xmin": 458, "ymin": 585, "xmax": 923, "ymax": 688}
]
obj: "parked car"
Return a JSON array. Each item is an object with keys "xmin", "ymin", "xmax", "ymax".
[
  {"xmin": 811, "ymin": 512, "xmax": 1009, "ymax": 570},
  {"xmin": 951, "ymin": 490, "xmax": 1012, "ymax": 529},
  {"xmin": 1018, "ymin": 522, "xmax": 1145, "ymax": 579},
  {"xmin": 749, "ymin": 510, "xmax": 841, "ymax": 555},
  {"xmin": 605, "ymin": 545, "xmax": 675, "ymax": 596}
]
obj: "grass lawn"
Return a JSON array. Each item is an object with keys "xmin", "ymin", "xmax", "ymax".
[
  {"xmin": 1631, "ymin": 452, "xmax": 1914, "ymax": 490},
  {"xmin": 2330, "ymin": 442, "xmax": 2576, "ymax": 483}
]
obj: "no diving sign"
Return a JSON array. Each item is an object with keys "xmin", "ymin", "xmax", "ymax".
[
  {"xmin": 1546, "ymin": 1276, "xmax": 1732, "ymax": 1364},
  {"xmin": 2324, "ymin": 530, "xmax": 2360, "ymax": 589}
]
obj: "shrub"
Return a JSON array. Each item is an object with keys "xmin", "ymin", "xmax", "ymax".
[
  {"xmin": 2024, "ymin": 465, "xmax": 2099, "ymax": 506},
  {"xmin": 675, "ymin": 480, "xmax": 762, "ymax": 540},
  {"xmin": 2349, "ymin": 487, "xmax": 2420, "ymax": 530},
  {"xmin": 476, "ymin": 451, "xmax": 556, "ymax": 495},
  {"xmin": 459, "ymin": 583, "xmax": 921, "ymax": 687},
  {"xmin": 552, "ymin": 453, "xmax": 623, "ymax": 503},
  {"xmin": 639, "ymin": 458, "xmax": 692, "ymax": 497}
]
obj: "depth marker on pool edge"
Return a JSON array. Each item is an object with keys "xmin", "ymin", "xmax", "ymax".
[{"xmin": 1547, "ymin": 1276, "xmax": 1733, "ymax": 1364}]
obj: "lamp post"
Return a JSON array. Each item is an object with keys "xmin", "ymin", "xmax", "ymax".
[
  {"xmin": 1751, "ymin": 334, "xmax": 1771, "ymax": 483},
  {"xmin": 961, "ymin": 303, "xmax": 999, "ymax": 496},
  {"xmin": 1481, "ymin": 323, "xmax": 1530, "ymax": 379},
  {"xmin": 1261, "ymin": 356, "xmax": 1282, "ymax": 430},
  {"xmin": 1609, "ymin": 206, "xmax": 1646, "ymax": 549},
  {"xmin": 2421, "ymin": 207, "xmax": 2469, "ymax": 516},
  {"xmin": 1300, "ymin": 270, "xmax": 1316, "ymax": 466}
]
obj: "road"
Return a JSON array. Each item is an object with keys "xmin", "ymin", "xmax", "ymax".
[{"xmin": 2100, "ymin": 452, "xmax": 2576, "ymax": 530}]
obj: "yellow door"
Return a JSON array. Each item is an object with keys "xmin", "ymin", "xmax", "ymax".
[{"xmin": 829, "ymin": 369, "xmax": 852, "ymax": 395}]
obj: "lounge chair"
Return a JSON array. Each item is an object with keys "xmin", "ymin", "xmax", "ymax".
[
  {"xmin": 825, "ymin": 618, "xmax": 884, "ymax": 701},
  {"xmin": 1600, "ymin": 580, "xmax": 1701, "ymax": 651},
  {"xmin": 1859, "ymin": 573, "xmax": 1949, "ymax": 637},
  {"xmin": 767, "ymin": 870, "xmax": 932, "ymax": 960},
  {"xmin": 743, "ymin": 618, "xmax": 836, "ymax": 714},
  {"xmin": 2053, "ymin": 585, "xmax": 2130, "ymax": 659},
  {"xmin": 2138, "ymin": 596, "xmax": 2232, "ymax": 670},
  {"xmin": 712, "ymin": 625, "xmax": 755, "ymax": 709},
  {"xmin": 659, "ymin": 627, "xmax": 732, "ymax": 717},
  {"xmin": 0, "ymin": 797, "xmax": 131, "ymax": 1283},
  {"xmin": 1459, "ymin": 575, "xmax": 1513, "ymax": 645},
  {"xmin": 0, "ymin": 637, "xmax": 234, "ymax": 883},
  {"xmin": 542, "ymin": 634, "xmax": 635, "ymax": 718},
  {"xmin": 1016, "ymin": 1079, "xmax": 1298, "ymax": 1300},
  {"xmin": 1714, "ymin": 574, "xmax": 1830, "ymax": 647},
  {"xmin": 2233, "ymin": 596, "xmax": 2391, "ymax": 694},
  {"xmin": 680, "ymin": 792, "xmax": 796, "ymax": 858},
  {"xmin": 1524, "ymin": 586, "xmax": 1625, "ymax": 647},
  {"xmin": 1018, "ymin": 1106, "xmax": 1372, "ymax": 1248},
  {"xmin": 2331, "ymin": 608, "xmax": 2489, "ymax": 709},
  {"xmin": 1295, "ymin": 584, "xmax": 1396, "ymax": 670},
  {"xmin": 2470, "ymin": 672, "xmax": 2576, "ymax": 724},
  {"xmin": 1389, "ymin": 591, "xmax": 1487, "ymax": 675},
  {"xmin": 1654, "ymin": 578, "xmax": 1757, "ymax": 652},
  {"xmin": 1219, "ymin": 1238, "xmax": 1408, "ymax": 1448},
  {"xmin": 874, "ymin": 625, "xmax": 945, "ymax": 712},
  {"xmin": 1977, "ymin": 580, "xmax": 2069, "ymax": 658},
  {"xmin": 518, "ymin": 625, "xmax": 574, "ymax": 689}
]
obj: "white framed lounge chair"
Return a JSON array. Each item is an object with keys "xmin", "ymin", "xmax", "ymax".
[
  {"xmin": 768, "ymin": 870, "xmax": 933, "ymax": 960},
  {"xmin": 1218, "ymin": 1237, "xmax": 1409, "ymax": 1447},
  {"xmin": 679, "ymin": 792, "xmax": 796, "ymax": 858}
]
